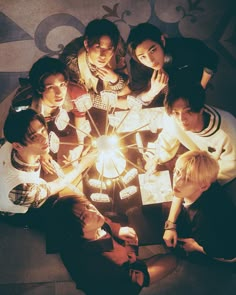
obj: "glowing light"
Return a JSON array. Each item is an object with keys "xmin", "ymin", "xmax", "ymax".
[{"xmin": 95, "ymin": 135, "xmax": 126, "ymax": 178}]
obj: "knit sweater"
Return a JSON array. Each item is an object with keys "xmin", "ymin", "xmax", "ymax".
[
  {"xmin": 0, "ymin": 142, "xmax": 47, "ymax": 213},
  {"xmin": 152, "ymin": 105, "xmax": 236, "ymax": 184}
]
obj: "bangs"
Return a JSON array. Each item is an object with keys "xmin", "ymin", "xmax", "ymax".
[{"xmin": 176, "ymin": 151, "xmax": 219, "ymax": 185}]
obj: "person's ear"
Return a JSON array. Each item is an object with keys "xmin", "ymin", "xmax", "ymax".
[
  {"xmin": 12, "ymin": 142, "xmax": 24, "ymax": 151},
  {"xmin": 84, "ymin": 39, "xmax": 89, "ymax": 52},
  {"xmin": 161, "ymin": 34, "xmax": 167, "ymax": 47},
  {"xmin": 199, "ymin": 108, "xmax": 204, "ymax": 116},
  {"xmin": 200, "ymin": 182, "xmax": 211, "ymax": 192}
]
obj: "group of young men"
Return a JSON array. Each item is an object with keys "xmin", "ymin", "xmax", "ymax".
[{"xmin": 0, "ymin": 19, "xmax": 236, "ymax": 294}]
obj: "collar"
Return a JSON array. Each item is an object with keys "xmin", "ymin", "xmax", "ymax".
[{"xmin": 12, "ymin": 149, "xmax": 40, "ymax": 172}]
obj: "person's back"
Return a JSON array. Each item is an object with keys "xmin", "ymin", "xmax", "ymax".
[{"xmin": 177, "ymin": 181, "xmax": 236, "ymax": 260}]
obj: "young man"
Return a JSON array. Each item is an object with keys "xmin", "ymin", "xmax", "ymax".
[
  {"xmin": 12, "ymin": 56, "xmax": 87, "ymax": 171},
  {"xmin": 164, "ymin": 150, "xmax": 236, "ymax": 261},
  {"xmin": 145, "ymin": 82, "xmax": 236, "ymax": 185},
  {"xmin": 0, "ymin": 109, "xmax": 94, "ymax": 226},
  {"xmin": 50, "ymin": 194, "xmax": 177, "ymax": 295},
  {"xmin": 143, "ymin": 82, "xmax": 236, "ymax": 248},
  {"xmin": 60, "ymin": 18, "xmax": 130, "ymax": 110},
  {"xmin": 127, "ymin": 22, "xmax": 218, "ymax": 107}
]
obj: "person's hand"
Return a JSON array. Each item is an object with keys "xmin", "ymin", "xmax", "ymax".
[
  {"xmin": 149, "ymin": 69, "xmax": 168, "ymax": 96},
  {"xmin": 40, "ymin": 154, "xmax": 55, "ymax": 174},
  {"xmin": 96, "ymin": 66, "xmax": 118, "ymax": 83},
  {"xmin": 163, "ymin": 229, "xmax": 178, "ymax": 248},
  {"xmin": 63, "ymin": 145, "xmax": 84, "ymax": 167},
  {"xmin": 118, "ymin": 226, "xmax": 138, "ymax": 244},
  {"xmin": 178, "ymin": 238, "xmax": 204, "ymax": 253},
  {"xmin": 130, "ymin": 269, "xmax": 144, "ymax": 287},
  {"xmin": 126, "ymin": 246, "xmax": 137, "ymax": 264},
  {"xmin": 143, "ymin": 152, "xmax": 158, "ymax": 174}
]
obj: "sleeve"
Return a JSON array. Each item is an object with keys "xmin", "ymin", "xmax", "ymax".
[
  {"xmin": 9, "ymin": 182, "xmax": 50, "ymax": 209},
  {"xmin": 215, "ymin": 113, "xmax": 236, "ymax": 185},
  {"xmin": 185, "ymin": 38, "xmax": 218, "ymax": 74},
  {"xmin": 196, "ymin": 208, "xmax": 236, "ymax": 260},
  {"xmin": 104, "ymin": 217, "xmax": 121, "ymax": 237},
  {"xmin": 152, "ymin": 115, "xmax": 181, "ymax": 163},
  {"xmin": 66, "ymin": 82, "xmax": 87, "ymax": 118}
]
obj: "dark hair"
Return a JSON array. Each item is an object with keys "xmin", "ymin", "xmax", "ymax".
[
  {"xmin": 127, "ymin": 22, "xmax": 163, "ymax": 62},
  {"xmin": 164, "ymin": 82, "xmax": 206, "ymax": 115},
  {"xmin": 4, "ymin": 109, "xmax": 46, "ymax": 146},
  {"xmin": 52, "ymin": 195, "xmax": 91, "ymax": 239},
  {"xmin": 84, "ymin": 19, "xmax": 120, "ymax": 50},
  {"xmin": 29, "ymin": 56, "xmax": 69, "ymax": 95}
]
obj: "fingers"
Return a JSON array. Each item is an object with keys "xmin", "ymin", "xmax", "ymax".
[
  {"xmin": 41, "ymin": 160, "xmax": 55, "ymax": 174},
  {"xmin": 152, "ymin": 69, "xmax": 169, "ymax": 85},
  {"xmin": 130, "ymin": 270, "xmax": 144, "ymax": 287},
  {"xmin": 151, "ymin": 69, "xmax": 158, "ymax": 80}
]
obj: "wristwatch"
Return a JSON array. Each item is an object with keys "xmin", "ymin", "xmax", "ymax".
[{"xmin": 164, "ymin": 220, "xmax": 177, "ymax": 230}]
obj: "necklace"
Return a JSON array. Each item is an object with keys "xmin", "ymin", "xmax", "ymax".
[{"xmin": 86, "ymin": 53, "xmax": 99, "ymax": 77}]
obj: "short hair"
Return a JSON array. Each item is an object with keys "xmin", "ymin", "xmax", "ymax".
[
  {"xmin": 3, "ymin": 109, "xmax": 46, "ymax": 146},
  {"xmin": 29, "ymin": 56, "xmax": 69, "ymax": 95},
  {"xmin": 84, "ymin": 19, "xmax": 120, "ymax": 50},
  {"xmin": 52, "ymin": 195, "xmax": 92, "ymax": 238},
  {"xmin": 127, "ymin": 22, "xmax": 163, "ymax": 62},
  {"xmin": 164, "ymin": 82, "xmax": 206, "ymax": 115},
  {"xmin": 175, "ymin": 150, "xmax": 219, "ymax": 186}
]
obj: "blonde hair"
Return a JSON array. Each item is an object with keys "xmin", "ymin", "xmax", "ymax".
[{"xmin": 175, "ymin": 150, "xmax": 219, "ymax": 186}]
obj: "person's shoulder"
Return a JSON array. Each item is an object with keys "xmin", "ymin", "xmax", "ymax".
[
  {"xmin": 206, "ymin": 105, "xmax": 236, "ymax": 127},
  {"xmin": 11, "ymin": 78, "xmax": 34, "ymax": 111},
  {"xmin": 60, "ymin": 36, "xmax": 84, "ymax": 60},
  {"xmin": 167, "ymin": 37, "xmax": 207, "ymax": 51}
]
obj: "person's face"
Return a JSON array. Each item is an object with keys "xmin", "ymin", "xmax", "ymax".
[
  {"xmin": 41, "ymin": 73, "xmax": 68, "ymax": 108},
  {"xmin": 135, "ymin": 39, "xmax": 165, "ymax": 70},
  {"xmin": 85, "ymin": 35, "xmax": 115, "ymax": 68},
  {"xmin": 81, "ymin": 203, "xmax": 105, "ymax": 239},
  {"xmin": 24, "ymin": 119, "xmax": 49, "ymax": 156},
  {"xmin": 173, "ymin": 159, "xmax": 202, "ymax": 200},
  {"xmin": 171, "ymin": 98, "xmax": 203, "ymax": 132}
]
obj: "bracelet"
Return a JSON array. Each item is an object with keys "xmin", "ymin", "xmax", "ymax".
[
  {"xmin": 164, "ymin": 220, "xmax": 177, "ymax": 230},
  {"xmin": 108, "ymin": 75, "xmax": 125, "ymax": 91}
]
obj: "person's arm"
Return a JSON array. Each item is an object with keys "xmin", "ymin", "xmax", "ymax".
[
  {"xmin": 163, "ymin": 196, "xmax": 183, "ymax": 247},
  {"xmin": 201, "ymin": 70, "xmax": 213, "ymax": 89},
  {"xmin": 178, "ymin": 238, "xmax": 206, "ymax": 254},
  {"xmin": 136, "ymin": 69, "xmax": 168, "ymax": 105},
  {"xmin": 47, "ymin": 150, "xmax": 96, "ymax": 196},
  {"xmin": 144, "ymin": 116, "xmax": 181, "ymax": 173},
  {"xmin": 188, "ymin": 38, "xmax": 218, "ymax": 88}
]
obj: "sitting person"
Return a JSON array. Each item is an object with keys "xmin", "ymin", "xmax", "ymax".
[
  {"xmin": 11, "ymin": 56, "xmax": 87, "ymax": 171},
  {"xmin": 164, "ymin": 150, "xmax": 236, "ymax": 262},
  {"xmin": 60, "ymin": 18, "xmax": 130, "ymax": 109},
  {"xmin": 49, "ymin": 195, "xmax": 177, "ymax": 295},
  {"xmin": 60, "ymin": 18, "xmax": 130, "ymax": 133},
  {"xmin": 0, "ymin": 109, "xmax": 94, "ymax": 228},
  {"xmin": 126, "ymin": 22, "xmax": 218, "ymax": 107},
  {"xmin": 144, "ymin": 82, "xmax": 236, "ymax": 185},
  {"xmin": 142, "ymin": 82, "xmax": 236, "ymax": 246}
]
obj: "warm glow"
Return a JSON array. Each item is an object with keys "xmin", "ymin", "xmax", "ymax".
[{"xmin": 95, "ymin": 135, "xmax": 126, "ymax": 178}]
